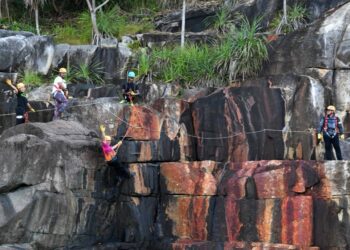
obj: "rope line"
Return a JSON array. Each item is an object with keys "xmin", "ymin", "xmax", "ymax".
[{"xmin": 0, "ymin": 97, "xmax": 342, "ymax": 140}]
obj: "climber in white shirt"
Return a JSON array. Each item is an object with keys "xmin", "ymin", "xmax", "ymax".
[{"xmin": 52, "ymin": 67, "xmax": 68, "ymax": 97}]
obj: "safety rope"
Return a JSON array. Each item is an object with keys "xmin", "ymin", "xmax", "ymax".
[{"xmin": 0, "ymin": 97, "xmax": 341, "ymax": 140}]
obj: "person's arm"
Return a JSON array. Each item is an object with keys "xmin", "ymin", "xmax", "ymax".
[
  {"xmin": 27, "ymin": 103, "xmax": 35, "ymax": 112},
  {"xmin": 100, "ymin": 125, "xmax": 106, "ymax": 139},
  {"xmin": 317, "ymin": 116, "xmax": 325, "ymax": 133},
  {"xmin": 4, "ymin": 79, "xmax": 18, "ymax": 93},
  {"xmin": 112, "ymin": 141, "xmax": 123, "ymax": 150},
  {"xmin": 337, "ymin": 117, "xmax": 344, "ymax": 134}
]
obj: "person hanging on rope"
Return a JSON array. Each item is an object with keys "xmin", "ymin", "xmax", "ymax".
[
  {"xmin": 5, "ymin": 79, "xmax": 35, "ymax": 125},
  {"xmin": 100, "ymin": 125, "xmax": 134, "ymax": 183},
  {"xmin": 317, "ymin": 105, "xmax": 345, "ymax": 160},
  {"xmin": 120, "ymin": 71, "xmax": 140, "ymax": 106}
]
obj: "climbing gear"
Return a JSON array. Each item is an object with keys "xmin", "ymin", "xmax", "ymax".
[
  {"xmin": 317, "ymin": 133, "xmax": 323, "ymax": 141},
  {"xmin": 127, "ymin": 71, "xmax": 136, "ymax": 78},
  {"xmin": 16, "ymin": 83, "xmax": 25, "ymax": 89},
  {"xmin": 323, "ymin": 116, "xmax": 339, "ymax": 134},
  {"xmin": 340, "ymin": 134, "xmax": 345, "ymax": 140},
  {"xmin": 327, "ymin": 105, "xmax": 336, "ymax": 111},
  {"xmin": 59, "ymin": 68, "xmax": 67, "ymax": 73}
]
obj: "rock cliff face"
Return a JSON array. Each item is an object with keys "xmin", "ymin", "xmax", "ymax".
[
  {"xmin": 0, "ymin": 119, "xmax": 349, "ymax": 249},
  {"xmin": 1, "ymin": 1, "xmax": 350, "ymax": 250}
]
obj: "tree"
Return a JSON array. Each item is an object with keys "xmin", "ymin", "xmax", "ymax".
[
  {"xmin": 24, "ymin": 0, "xmax": 46, "ymax": 35},
  {"xmin": 276, "ymin": 0, "xmax": 287, "ymax": 34},
  {"xmin": 180, "ymin": 0, "xmax": 186, "ymax": 48},
  {"xmin": 0, "ymin": 0, "xmax": 10, "ymax": 19},
  {"xmin": 85, "ymin": 0, "xmax": 110, "ymax": 45}
]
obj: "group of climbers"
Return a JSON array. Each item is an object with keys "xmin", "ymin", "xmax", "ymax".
[{"xmin": 3, "ymin": 69, "xmax": 139, "ymax": 185}]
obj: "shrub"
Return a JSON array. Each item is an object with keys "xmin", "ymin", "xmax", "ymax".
[
  {"xmin": 78, "ymin": 6, "xmax": 126, "ymax": 40},
  {"xmin": 52, "ymin": 23, "xmax": 90, "ymax": 45},
  {"xmin": 138, "ymin": 16, "xmax": 268, "ymax": 84},
  {"xmin": 204, "ymin": 2, "xmax": 242, "ymax": 34},
  {"xmin": 270, "ymin": 3, "xmax": 308, "ymax": 34},
  {"xmin": 19, "ymin": 70, "xmax": 45, "ymax": 87},
  {"xmin": 70, "ymin": 62, "xmax": 105, "ymax": 85},
  {"xmin": 229, "ymin": 17, "xmax": 268, "ymax": 80}
]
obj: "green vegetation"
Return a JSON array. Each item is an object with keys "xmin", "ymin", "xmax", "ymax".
[
  {"xmin": 52, "ymin": 23, "xmax": 90, "ymax": 45},
  {"xmin": 229, "ymin": 17, "xmax": 268, "ymax": 80},
  {"xmin": 51, "ymin": 6, "xmax": 153, "ymax": 44},
  {"xmin": 138, "ymin": 16, "xmax": 268, "ymax": 85},
  {"xmin": 19, "ymin": 70, "xmax": 45, "ymax": 87},
  {"xmin": 0, "ymin": 18, "xmax": 36, "ymax": 33},
  {"xmin": 204, "ymin": 2, "xmax": 243, "ymax": 34},
  {"xmin": 270, "ymin": 3, "xmax": 308, "ymax": 34},
  {"xmin": 69, "ymin": 62, "xmax": 105, "ymax": 85}
]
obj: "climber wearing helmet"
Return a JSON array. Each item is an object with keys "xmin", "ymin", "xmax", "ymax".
[
  {"xmin": 53, "ymin": 81, "xmax": 68, "ymax": 120},
  {"xmin": 5, "ymin": 79, "xmax": 35, "ymax": 125},
  {"xmin": 99, "ymin": 125, "xmax": 134, "ymax": 183},
  {"xmin": 52, "ymin": 67, "xmax": 68, "ymax": 98},
  {"xmin": 317, "ymin": 105, "xmax": 345, "ymax": 160},
  {"xmin": 120, "ymin": 71, "xmax": 140, "ymax": 105}
]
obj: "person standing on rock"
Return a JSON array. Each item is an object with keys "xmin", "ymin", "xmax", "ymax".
[
  {"xmin": 120, "ymin": 71, "xmax": 140, "ymax": 105},
  {"xmin": 99, "ymin": 125, "xmax": 134, "ymax": 183},
  {"xmin": 5, "ymin": 79, "xmax": 35, "ymax": 125},
  {"xmin": 317, "ymin": 105, "xmax": 345, "ymax": 160},
  {"xmin": 52, "ymin": 68, "xmax": 68, "ymax": 98},
  {"xmin": 52, "ymin": 82, "xmax": 68, "ymax": 120}
]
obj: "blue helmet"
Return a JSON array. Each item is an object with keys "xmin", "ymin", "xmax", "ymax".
[{"xmin": 128, "ymin": 71, "xmax": 136, "ymax": 78}]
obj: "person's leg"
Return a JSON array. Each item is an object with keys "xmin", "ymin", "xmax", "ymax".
[
  {"xmin": 108, "ymin": 157, "xmax": 134, "ymax": 178},
  {"xmin": 324, "ymin": 135, "xmax": 333, "ymax": 160},
  {"xmin": 332, "ymin": 135, "xmax": 343, "ymax": 160},
  {"xmin": 16, "ymin": 117, "xmax": 25, "ymax": 125}
]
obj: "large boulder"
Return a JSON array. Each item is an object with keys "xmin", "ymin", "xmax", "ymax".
[
  {"xmin": 0, "ymin": 30, "xmax": 54, "ymax": 74},
  {"xmin": 52, "ymin": 43, "xmax": 132, "ymax": 85},
  {"xmin": 263, "ymin": 2, "xmax": 350, "ymax": 76}
]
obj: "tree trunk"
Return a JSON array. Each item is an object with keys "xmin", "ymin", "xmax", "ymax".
[
  {"xmin": 276, "ymin": 0, "xmax": 287, "ymax": 34},
  {"xmin": 86, "ymin": 0, "xmax": 110, "ymax": 45},
  {"xmin": 4, "ymin": 0, "xmax": 8, "ymax": 18},
  {"xmin": 90, "ymin": 10, "xmax": 100, "ymax": 44},
  {"xmin": 35, "ymin": 6, "xmax": 40, "ymax": 35},
  {"xmin": 0, "ymin": 0, "xmax": 3, "ymax": 19},
  {"xmin": 181, "ymin": 0, "xmax": 186, "ymax": 48}
]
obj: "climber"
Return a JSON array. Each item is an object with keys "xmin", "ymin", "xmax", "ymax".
[
  {"xmin": 100, "ymin": 125, "xmax": 134, "ymax": 182},
  {"xmin": 52, "ymin": 67, "xmax": 68, "ymax": 98},
  {"xmin": 5, "ymin": 79, "xmax": 35, "ymax": 125},
  {"xmin": 120, "ymin": 71, "xmax": 140, "ymax": 105},
  {"xmin": 52, "ymin": 82, "xmax": 68, "ymax": 120},
  {"xmin": 317, "ymin": 105, "xmax": 345, "ymax": 160}
]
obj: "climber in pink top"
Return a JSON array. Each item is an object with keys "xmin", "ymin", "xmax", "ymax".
[{"xmin": 100, "ymin": 125, "xmax": 134, "ymax": 181}]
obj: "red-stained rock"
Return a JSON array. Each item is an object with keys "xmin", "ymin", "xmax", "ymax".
[
  {"xmin": 224, "ymin": 197, "xmax": 242, "ymax": 242},
  {"xmin": 118, "ymin": 105, "xmax": 161, "ymax": 140},
  {"xmin": 254, "ymin": 161, "xmax": 319, "ymax": 199},
  {"xmin": 160, "ymin": 196, "xmax": 211, "ymax": 240},
  {"xmin": 224, "ymin": 241, "xmax": 249, "ymax": 249},
  {"xmin": 160, "ymin": 161, "xmax": 218, "ymax": 195},
  {"xmin": 255, "ymin": 199, "xmax": 282, "ymax": 243},
  {"xmin": 281, "ymin": 196, "xmax": 313, "ymax": 246},
  {"xmin": 191, "ymin": 87, "xmax": 285, "ymax": 162},
  {"xmin": 218, "ymin": 162, "xmax": 258, "ymax": 198}
]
